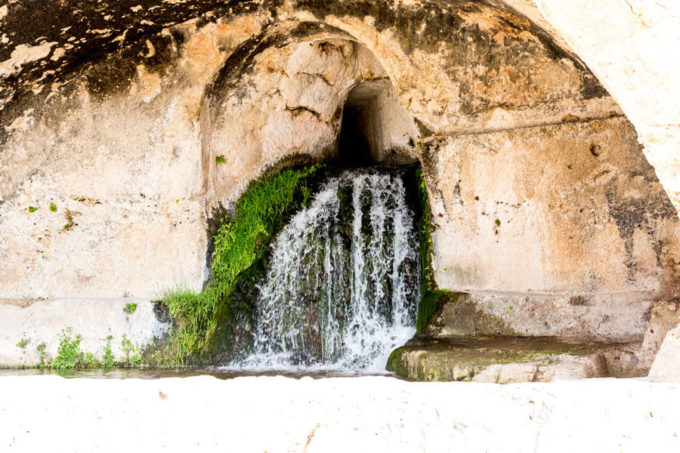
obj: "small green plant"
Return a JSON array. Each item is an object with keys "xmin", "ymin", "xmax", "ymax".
[
  {"xmin": 83, "ymin": 352, "xmax": 100, "ymax": 368},
  {"xmin": 28, "ymin": 206, "xmax": 37, "ymax": 213},
  {"xmin": 16, "ymin": 338, "xmax": 28, "ymax": 350},
  {"xmin": 49, "ymin": 202, "xmax": 57, "ymax": 212},
  {"xmin": 495, "ymin": 218, "xmax": 501, "ymax": 226},
  {"xmin": 51, "ymin": 328, "xmax": 83, "ymax": 369},
  {"xmin": 121, "ymin": 334, "xmax": 142, "ymax": 367},
  {"xmin": 123, "ymin": 303, "xmax": 138, "ymax": 314},
  {"xmin": 36, "ymin": 342, "xmax": 47, "ymax": 369},
  {"xmin": 129, "ymin": 354, "xmax": 142, "ymax": 367},
  {"xmin": 63, "ymin": 212, "xmax": 74, "ymax": 230},
  {"xmin": 508, "ymin": 305, "xmax": 514, "ymax": 311},
  {"xmin": 215, "ymin": 155, "xmax": 226, "ymax": 164},
  {"xmin": 101, "ymin": 335, "xmax": 115, "ymax": 368}
]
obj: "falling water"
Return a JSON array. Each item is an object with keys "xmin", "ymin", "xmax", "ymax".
[{"xmin": 233, "ymin": 168, "xmax": 420, "ymax": 372}]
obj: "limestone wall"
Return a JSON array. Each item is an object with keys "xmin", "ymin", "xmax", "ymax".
[{"xmin": 1, "ymin": 0, "xmax": 679, "ymax": 364}]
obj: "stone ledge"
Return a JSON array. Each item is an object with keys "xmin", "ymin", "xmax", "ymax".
[
  {"xmin": 0, "ymin": 298, "xmax": 172, "ymax": 367},
  {"xmin": 386, "ymin": 336, "xmax": 643, "ymax": 383}
]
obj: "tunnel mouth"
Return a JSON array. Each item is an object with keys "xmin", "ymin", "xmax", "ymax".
[{"xmin": 336, "ymin": 79, "xmax": 418, "ymax": 167}]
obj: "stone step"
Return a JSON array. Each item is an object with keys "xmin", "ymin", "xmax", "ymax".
[{"xmin": 386, "ymin": 336, "xmax": 643, "ymax": 383}]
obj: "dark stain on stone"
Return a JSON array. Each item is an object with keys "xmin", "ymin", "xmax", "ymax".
[
  {"xmin": 1, "ymin": 0, "xmax": 612, "ymax": 134},
  {"xmin": 153, "ymin": 301, "xmax": 175, "ymax": 326},
  {"xmin": 605, "ymin": 175, "xmax": 677, "ymax": 281},
  {"xmin": 569, "ymin": 295, "xmax": 590, "ymax": 306}
]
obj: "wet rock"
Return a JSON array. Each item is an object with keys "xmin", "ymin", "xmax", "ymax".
[{"xmin": 386, "ymin": 336, "xmax": 639, "ymax": 382}]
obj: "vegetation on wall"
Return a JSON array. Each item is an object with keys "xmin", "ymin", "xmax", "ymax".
[
  {"xmin": 414, "ymin": 166, "xmax": 448, "ymax": 335},
  {"xmin": 163, "ymin": 164, "xmax": 324, "ymax": 364}
]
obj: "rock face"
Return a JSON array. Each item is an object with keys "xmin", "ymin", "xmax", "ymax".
[
  {"xmin": 1, "ymin": 0, "xmax": 680, "ymax": 373},
  {"xmin": 649, "ymin": 323, "xmax": 680, "ymax": 382},
  {"xmin": 386, "ymin": 336, "xmax": 640, "ymax": 382},
  {"xmin": 0, "ymin": 299, "xmax": 171, "ymax": 366}
]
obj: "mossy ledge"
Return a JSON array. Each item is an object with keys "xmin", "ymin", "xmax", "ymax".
[
  {"xmin": 412, "ymin": 165, "xmax": 448, "ymax": 336},
  {"xmin": 161, "ymin": 163, "xmax": 324, "ymax": 365}
]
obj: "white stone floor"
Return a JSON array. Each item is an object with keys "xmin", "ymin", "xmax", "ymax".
[{"xmin": 1, "ymin": 375, "xmax": 679, "ymax": 452}]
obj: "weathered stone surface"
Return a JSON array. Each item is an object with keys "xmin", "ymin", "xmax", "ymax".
[
  {"xmin": 2, "ymin": 376, "xmax": 680, "ymax": 451},
  {"xmin": 425, "ymin": 292, "xmax": 653, "ymax": 343},
  {"xmin": 0, "ymin": 298, "xmax": 171, "ymax": 367},
  {"xmin": 421, "ymin": 117, "xmax": 680, "ymax": 298},
  {"xmin": 515, "ymin": 0, "xmax": 680, "ymax": 212},
  {"xmin": 386, "ymin": 336, "xmax": 638, "ymax": 382},
  {"xmin": 639, "ymin": 301, "xmax": 680, "ymax": 369},
  {"xmin": 1, "ymin": 0, "xmax": 679, "ymax": 370},
  {"xmin": 649, "ymin": 323, "xmax": 680, "ymax": 382},
  {"xmin": 0, "ymin": 2, "xmax": 622, "ymax": 302}
]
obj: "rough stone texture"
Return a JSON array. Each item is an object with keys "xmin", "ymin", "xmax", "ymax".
[
  {"xmin": 0, "ymin": 299, "xmax": 171, "ymax": 366},
  {"xmin": 0, "ymin": 2, "xmax": 622, "ymax": 301},
  {"xmin": 426, "ymin": 292, "xmax": 653, "ymax": 343},
  {"xmin": 1, "ymin": 0, "xmax": 680, "ymax": 371},
  {"xmin": 512, "ymin": 0, "xmax": 680, "ymax": 212},
  {"xmin": 2, "ymin": 376, "xmax": 680, "ymax": 452},
  {"xmin": 422, "ymin": 117, "xmax": 680, "ymax": 298},
  {"xmin": 649, "ymin": 323, "xmax": 680, "ymax": 382},
  {"xmin": 386, "ymin": 337, "xmax": 639, "ymax": 382},
  {"xmin": 638, "ymin": 301, "xmax": 680, "ymax": 369}
]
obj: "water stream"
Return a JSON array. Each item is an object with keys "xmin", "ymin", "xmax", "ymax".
[{"xmin": 227, "ymin": 168, "xmax": 421, "ymax": 373}]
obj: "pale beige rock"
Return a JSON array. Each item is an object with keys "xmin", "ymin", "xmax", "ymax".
[
  {"xmin": 649, "ymin": 323, "xmax": 680, "ymax": 381},
  {"xmin": 639, "ymin": 301, "xmax": 680, "ymax": 368},
  {"xmin": 522, "ymin": 0, "xmax": 680, "ymax": 212},
  {"xmin": 428, "ymin": 292, "xmax": 654, "ymax": 343},
  {"xmin": 422, "ymin": 117, "xmax": 680, "ymax": 298},
  {"xmin": 1, "ymin": 2, "xmax": 680, "ymax": 369}
]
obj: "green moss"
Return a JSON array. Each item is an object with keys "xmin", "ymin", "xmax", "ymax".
[
  {"xmin": 416, "ymin": 167, "xmax": 435, "ymax": 290},
  {"xmin": 163, "ymin": 164, "xmax": 324, "ymax": 364},
  {"xmin": 123, "ymin": 303, "xmax": 138, "ymax": 314},
  {"xmin": 216, "ymin": 155, "xmax": 226, "ymax": 164},
  {"xmin": 495, "ymin": 218, "xmax": 501, "ymax": 226},
  {"xmin": 28, "ymin": 206, "xmax": 37, "ymax": 213},
  {"xmin": 16, "ymin": 338, "xmax": 28, "ymax": 350},
  {"xmin": 416, "ymin": 290, "xmax": 444, "ymax": 334},
  {"xmin": 49, "ymin": 202, "xmax": 57, "ymax": 212},
  {"xmin": 412, "ymin": 167, "xmax": 445, "ymax": 335},
  {"xmin": 386, "ymin": 346, "xmax": 408, "ymax": 377}
]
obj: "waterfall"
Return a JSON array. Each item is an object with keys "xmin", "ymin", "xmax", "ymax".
[{"xmin": 232, "ymin": 168, "xmax": 420, "ymax": 372}]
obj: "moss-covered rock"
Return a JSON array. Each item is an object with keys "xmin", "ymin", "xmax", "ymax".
[{"xmin": 386, "ymin": 336, "xmax": 641, "ymax": 382}]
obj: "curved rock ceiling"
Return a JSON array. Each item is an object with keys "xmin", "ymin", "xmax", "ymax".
[{"xmin": 0, "ymin": 0, "xmax": 608, "ymax": 134}]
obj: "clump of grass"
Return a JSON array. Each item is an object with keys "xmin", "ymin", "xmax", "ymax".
[
  {"xmin": 16, "ymin": 338, "xmax": 28, "ymax": 350},
  {"xmin": 164, "ymin": 164, "xmax": 322, "ymax": 364}
]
